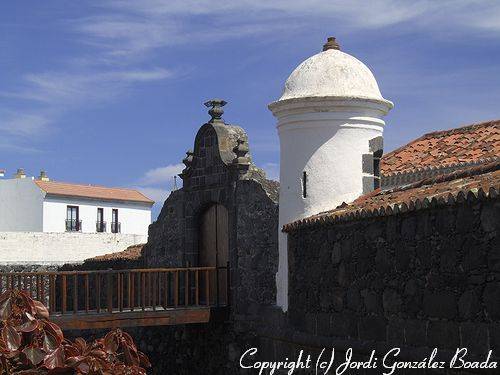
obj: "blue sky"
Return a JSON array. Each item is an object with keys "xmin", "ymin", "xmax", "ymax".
[{"xmin": 1, "ymin": 1, "xmax": 499, "ymax": 218}]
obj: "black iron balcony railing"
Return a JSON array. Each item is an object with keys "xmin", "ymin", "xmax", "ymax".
[
  {"xmin": 111, "ymin": 222, "xmax": 121, "ymax": 233},
  {"xmin": 65, "ymin": 219, "xmax": 82, "ymax": 232},
  {"xmin": 96, "ymin": 221, "xmax": 107, "ymax": 232}
]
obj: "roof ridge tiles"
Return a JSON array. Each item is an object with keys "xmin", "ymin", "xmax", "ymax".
[
  {"xmin": 420, "ymin": 119, "xmax": 499, "ymax": 139},
  {"xmin": 383, "ymin": 160, "xmax": 500, "ymax": 195},
  {"xmin": 381, "ymin": 119, "xmax": 499, "ymax": 176},
  {"xmin": 34, "ymin": 179, "xmax": 154, "ymax": 204}
]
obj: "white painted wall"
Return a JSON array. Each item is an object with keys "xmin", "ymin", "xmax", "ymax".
[
  {"xmin": 43, "ymin": 197, "xmax": 151, "ymax": 236},
  {"xmin": 0, "ymin": 232, "xmax": 147, "ymax": 264},
  {"xmin": 269, "ymin": 98, "xmax": 392, "ymax": 311},
  {"xmin": 0, "ymin": 179, "xmax": 44, "ymax": 232}
]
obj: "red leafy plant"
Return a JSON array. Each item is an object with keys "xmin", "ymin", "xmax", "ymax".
[{"xmin": 0, "ymin": 290, "xmax": 150, "ymax": 374}]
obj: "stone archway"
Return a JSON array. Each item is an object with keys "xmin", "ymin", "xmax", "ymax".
[{"xmin": 199, "ymin": 204, "xmax": 228, "ymax": 304}]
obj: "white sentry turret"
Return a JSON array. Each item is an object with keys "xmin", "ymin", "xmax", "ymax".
[{"xmin": 269, "ymin": 37, "xmax": 393, "ymax": 311}]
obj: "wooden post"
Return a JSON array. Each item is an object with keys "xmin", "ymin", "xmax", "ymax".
[
  {"xmin": 147, "ymin": 272, "xmax": 152, "ymax": 307},
  {"xmin": 107, "ymin": 272, "xmax": 113, "ymax": 314},
  {"xmin": 49, "ymin": 275, "xmax": 55, "ymax": 313},
  {"xmin": 85, "ymin": 274, "xmax": 89, "ymax": 313},
  {"xmin": 36, "ymin": 275, "xmax": 40, "ymax": 301},
  {"xmin": 61, "ymin": 275, "xmax": 67, "ymax": 314},
  {"xmin": 152, "ymin": 272, "xmax": 156, "ymax": 311},
  {"xmin": 96, "ymin": 274, "xmax": 101, "ymax": 313},
  {"xmin": 195, "ymin": 270, "xmax": 199, "ymax": 306},
  {"xmin": 184, "ymin": 270, "xmax": 189, "ymax": 306},
  {"xmin": 40, "ymin": 276, "xmax": 45, "ymax": 305},
  {"xmin": 141, "ymin": 272, "xmax": 146, "ymax": 311},
  {"xmin": 174, "ymin": 271, "xmax": 179, "ymax": 307},
  {"xmin": 205, "ymin": 270, "xmax": 210, "ymax": 306},
  {"xmin": 164, "ymin": 272, "xmax": 169, "ymax": 308},
  {"xmin": 157, "ymin": 272, "xmax": 162, "ymax": 308},
  {"xmin": 73, "ymin": 274, "xmax": 78, "ymax": 314},
  {"xmin": 127, "ymin": 272, "xmax": 132, "ymax": 311},
  {"xmin": 118, "ymin": 273, "xmax": 123, "ymax": 312},
  {"xmin": 130, "ymin": 273, "xmax": 135, "ymax": 311}
]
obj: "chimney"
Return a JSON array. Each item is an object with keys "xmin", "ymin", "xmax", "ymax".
[
  {"xmin": 15, "ymin": 168, "xmax": 26, "ymax": 179},
  {"xmin": 38, "ymin": 170, "xmax": 50, "ymax": 181}
]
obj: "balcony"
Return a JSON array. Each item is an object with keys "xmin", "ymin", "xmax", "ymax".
[
  {"xmin": 65, "ymin": 219, "xmax": 82, "ymax": 232},
  {"xmin": 111, "ymin": 222, "xmax": 121, "ymax": 233},
  {"xmin": 96, "ymin": 221, "xmax": 107, "ymax": 232}
]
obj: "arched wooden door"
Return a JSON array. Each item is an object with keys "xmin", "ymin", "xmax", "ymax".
[{"xmin": 199, "ymin": 204, "xmax": 228, "ymax": 305}]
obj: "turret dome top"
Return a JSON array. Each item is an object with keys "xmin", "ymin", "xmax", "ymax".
[{"xmin": 277, "ymin": 37, "xmax": 391, "ymax": 105}]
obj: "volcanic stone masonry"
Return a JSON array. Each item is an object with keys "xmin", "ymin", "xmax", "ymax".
[{"xmin": 286, "ymin": 196, "xmax": 500, "ymax": 359}]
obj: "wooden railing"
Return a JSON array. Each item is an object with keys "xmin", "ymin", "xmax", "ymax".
[{"xmin": 0, "ymin": 266, "xmax": 229, "ymax": 317}]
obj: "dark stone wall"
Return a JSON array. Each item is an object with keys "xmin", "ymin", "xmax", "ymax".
[
  {"xmin": 64, "ymin": 320, "xmax": 256, "ymax": 375},
  {"xmin": 235, "ymin": 179, "xmax": 279, "ymax": 312},
  {"xmin": 144, "ymin": 189, "xmax": 185, "ymax": 267},
  {"xmin": 287, "ymin": 198, "xmax": 500, "ymax": 357}
]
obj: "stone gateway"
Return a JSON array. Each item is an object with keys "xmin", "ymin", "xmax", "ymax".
[{"xmin": 143, "ymin": 99, "xmax": 280, "ymax": 313}]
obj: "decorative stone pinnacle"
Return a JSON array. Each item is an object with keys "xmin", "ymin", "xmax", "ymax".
[
  {"xmin": 182, "ymin": 149, "xmax": 194, "ymax": 168},
  {"xmin": 234, "ymin": 139, "xmax": 249, "ymax": 159},
  {"xmin": 232, "ymin": 139, "xmax": 251, "ymax": 173},
  {"xmin": 322, "ymin": 36, "xmax": 340, "ymax": 51},
  {"xmin": 179, "ymin": 149, "xmax": 194, "ymax": 180},
  {"xmin": 204, "ymin": 99, "xmax": 227, "ymax": 123}
]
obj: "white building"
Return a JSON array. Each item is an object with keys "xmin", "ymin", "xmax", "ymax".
[
  {"xmin": 0, "ymin": 170, "xmax": 153, "ymax": 264},
  {"xmin": 268, "ymin": 37, "xmax": 393, "ymax": 311}
]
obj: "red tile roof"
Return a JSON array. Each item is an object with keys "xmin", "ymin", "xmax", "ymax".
[
  {"xmin": 85, "ymin": 244, "xmax": 145, "ymax": 262},
  {"xmin": 283, "ymin": 161, "xmax": 500, "ymax": 232},
  {"xmin": 35, "ymin": 180, "xmax": 154, "ymax": 204},
  {"xmin": 381, "ymin": 120, "xmax": 500, "ymax": 176}
]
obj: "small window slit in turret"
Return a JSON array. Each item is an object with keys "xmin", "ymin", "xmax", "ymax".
[{"xmin": 302, "ymin": 171, "xmax": 307, "ymax": 198}]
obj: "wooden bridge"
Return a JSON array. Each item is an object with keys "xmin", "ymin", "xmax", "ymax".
[{"xmin": 0, "ymin": 266, "xmax": 229, "ymax": 330}]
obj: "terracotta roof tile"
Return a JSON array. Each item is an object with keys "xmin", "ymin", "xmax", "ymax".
[
  {"xmin": 381, "ymin": 120, "xmax": 500, "ymax": 176},
  {"xmin": 34, "ymin": 180, "xmax": 154, "ymax": 204},
  {"xmin": 85, "ymin": 244, "xmax": 145, "ymax": 262},
  {"xmin": 283, "ymin": 161, "xmax": 500, "ymax": 232}
]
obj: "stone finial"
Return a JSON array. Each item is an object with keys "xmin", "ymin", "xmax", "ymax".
[
  {"xmin": 182, "ymin": 149, "xmax": 194, "ymax": 168},
  {"xmin": 38, "ymin": 170, "xmax": 50, "ymax": 181},
  {"xmin": 232, "ymin": 139, "xmax": 251, "ymax": 173},
  {"xmin": 15, "ymin": 168, "xmax": 26, "ymax": 179},
  {"xmin": 204, "ymin": 99, "xmax": 227, "ymax": 123},
  {"xmin": 322, "ymin": 36, "xmax": 340, "ymax": 51},
  {"xmin": 179, "ymin": 149, "xmax": 194, "ymax": 180}
]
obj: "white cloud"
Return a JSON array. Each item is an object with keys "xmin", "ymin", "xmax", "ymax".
[
  {"xmin": 133, "ymin": 163, "xmax": 184, "ymax": 217},
  {"xmin": 134, "ymin": 186, "xmax": 171, "ymax": 205},
  {"xmin": 0, "ymin": 111, "xmax": 51, "ymax": 137},
  {"xmin": 3, "ymin": 68, "xmax": 172, "ymax": 105},
  {"xmin": 139, "ymin": 163, "xmax": 184, "ymax": 186},
  {"xmin": 0, "ymin": 67, "xmax": 173, "ymax": 147},
  {"xmin": 91, "ymin": 0, "xmax": 500, "ymax": 45},
  {"xmin": 0, "ymin": 142, "xmax": 42, "ymax": 154}
]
